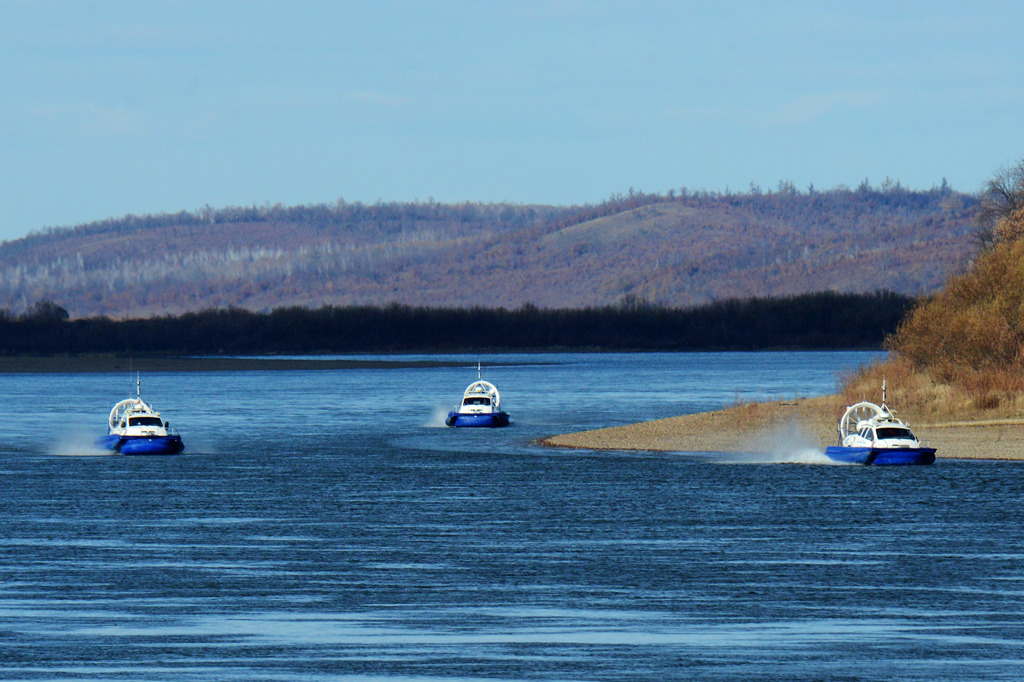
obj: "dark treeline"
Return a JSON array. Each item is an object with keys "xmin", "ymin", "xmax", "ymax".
[{"xmin": 1, "ymin": 291, "xmax": 914, "ymax": 355}]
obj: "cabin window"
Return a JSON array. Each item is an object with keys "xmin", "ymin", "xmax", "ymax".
[
  {"xmin": 129, "ymin": 416, "xmax": 164, "ymax": 427},
  {"xmin": 875, "ymin": 427, "xmax": 913, "ymax": 441},
  {"xmin": 463, "ymin": 397, "xmax": 491, "ymax": 406}
]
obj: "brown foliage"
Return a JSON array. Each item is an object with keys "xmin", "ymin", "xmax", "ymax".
[
  {"xmin": 995, "ymin": 206, "xmax": 1024, "ymax": 243},
  {"xmin": 889, "ymin": 236, "xmax": 1024, "ymax": 377},
  {"xmin": 844, "ymin": 206, "xmax": 1024, "ymax": 421}
]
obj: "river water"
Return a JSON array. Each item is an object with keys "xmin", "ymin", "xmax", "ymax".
[{"xmin": 3, "ymin": 351, "xmax": 1024, "ymax": 680}]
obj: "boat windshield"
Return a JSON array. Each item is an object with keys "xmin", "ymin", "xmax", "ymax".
[
  {"xmin": 129, "ymin": 416, "xmax": 164, "ymax": 427},
  {"xmin": 463, "ymin": 397, "xmax": 491, "ymax": 405},
  {"xmin": 876, "ymin": 427, "xmax": 914, "ymax": 441}
]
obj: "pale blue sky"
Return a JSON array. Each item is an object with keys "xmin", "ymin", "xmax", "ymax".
[{"xmin": 2, "ymin": 0, "xmax": 1023, "ymax": 241}]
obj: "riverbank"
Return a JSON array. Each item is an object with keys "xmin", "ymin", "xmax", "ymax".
[
  {"xmin": 0, "ymin": 355, "xmax": 518, "ymax": 373},
  {"xmin": 540, "ymin": 395, "xmax": 1024, "ymax": 460}
]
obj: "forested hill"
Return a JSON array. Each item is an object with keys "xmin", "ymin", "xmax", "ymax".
[{"xmin": 0, "ymin": 183, "xmax": 978, "ymax": 318}]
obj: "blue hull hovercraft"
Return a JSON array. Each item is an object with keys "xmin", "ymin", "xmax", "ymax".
[
  {"xmin": 446, "ymin": 365, "xmax": 510, "ymax": 428},
  {"xmin": 824, "ymin": 382, "xmax": 934, "ymax": 466},
  {"xmin": 98, "ymin": 377, "xmax": 184, "ymax": 455}
]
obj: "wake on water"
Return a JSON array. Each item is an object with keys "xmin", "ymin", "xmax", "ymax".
[
  {"xmin": 48, "ymin": 428, "xmax": 214, "ymax": 457},
  {"xmin": 425, "ymin": 405, "xmax": 452, "ymax": 428},
  {"xmin": 710, "ymin": 418, "xmax": 853, "ymax": 465},
  {"xmin": 420, "ymin": 407, "xmax": 840, "ymax": 463},
  {"xmin": 49, "ymin": 429, "xmax": 115, "ymax": 457},
  {"xmin": 715, "ymin": 447, "xmax": 848, "ymax": 465}
]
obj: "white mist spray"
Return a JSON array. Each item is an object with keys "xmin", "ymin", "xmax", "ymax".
[{"xmin": 721, "ymin": 417, "xmax": 849, "ymax": 465}]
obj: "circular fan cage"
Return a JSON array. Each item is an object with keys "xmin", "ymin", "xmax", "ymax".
[
  {"xmin": 108, "ymin": 398, "xmax": 147, "ymax": 431},
  {"xmin": 838, "ymin": 401, "xmax": 888, "ymax": 440},
  {"xmin": 465, "ymin": 381, "xmax": 500, "ymax": 409}
]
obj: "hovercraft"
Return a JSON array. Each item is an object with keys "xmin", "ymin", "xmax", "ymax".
[
  {"xmin": 98, "ymin": 377, "xmax": 184, "ymax": 455},
  {"xmin": 445, "ymin": 365, "xmax": 510, "ymax": 428},
  {"xmin": 824, "ymin": 381, "xmax": 934, "ymax": 465}
]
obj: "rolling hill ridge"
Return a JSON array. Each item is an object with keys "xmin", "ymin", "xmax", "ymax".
[{"xmin": 0, "ymin": 184, "xmax": 979, "ymax": 318}]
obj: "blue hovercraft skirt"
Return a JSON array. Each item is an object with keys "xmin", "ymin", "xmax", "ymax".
[
  {"xmin": 98, "ymin": 434, "xmax": 185, "ymax": 455},
  {"xmin": 445, "ymin": 412, "xmax": 510, "ymax": 427},
  {"xmin": 824, "ymin": 446, "xmax": 935, "ymax": 465}
]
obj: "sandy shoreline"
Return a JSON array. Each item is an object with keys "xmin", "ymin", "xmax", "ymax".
[{"xmin": 540, "ymin": 395, "xmax": 1024, "ymax": 461}]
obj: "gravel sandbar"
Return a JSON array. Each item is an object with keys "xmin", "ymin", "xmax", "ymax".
[{"xmin": 540, "ymin": 396, "xmax": 1024, "ymax": 460}]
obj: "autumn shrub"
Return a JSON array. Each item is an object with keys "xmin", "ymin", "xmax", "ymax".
[
  {"xmin": 891, "ymin": 234, "xmax": 1024, "ymax": 374},
  {"xmin": 840, "ymin": 206, "xmax": 1024, "ymax": 421},
  {"xmin": 995, "ymin": 206, "xmax": 1024, "ymax": 243}
]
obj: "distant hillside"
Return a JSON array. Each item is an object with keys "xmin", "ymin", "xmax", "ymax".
[{"xmin": 0, "ymin": 183, "xmax": 979, "ymax": 318}]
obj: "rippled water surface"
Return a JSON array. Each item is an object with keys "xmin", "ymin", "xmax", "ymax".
[{"xmin": 3, "ymin": 352, "xmax": 1024, "ymax": 680}]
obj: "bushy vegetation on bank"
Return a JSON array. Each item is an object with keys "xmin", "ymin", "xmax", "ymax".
[
  {"xmin": 842, "ymin": 159, "xmax": 1024, "ymax": 420},
  {"xmin": 0, "ymin": 291, "xmax": 911, "ymax": 355}
]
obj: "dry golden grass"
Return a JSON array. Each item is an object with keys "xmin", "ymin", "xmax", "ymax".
[{"xmin": 838, "ymin": 356, "xmax": 1024, "ymax": 424}]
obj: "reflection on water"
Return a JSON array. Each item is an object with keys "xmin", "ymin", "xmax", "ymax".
[{"xmin": 3, "ymin": 352, "xmax": 1024, "ymax": 680}]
